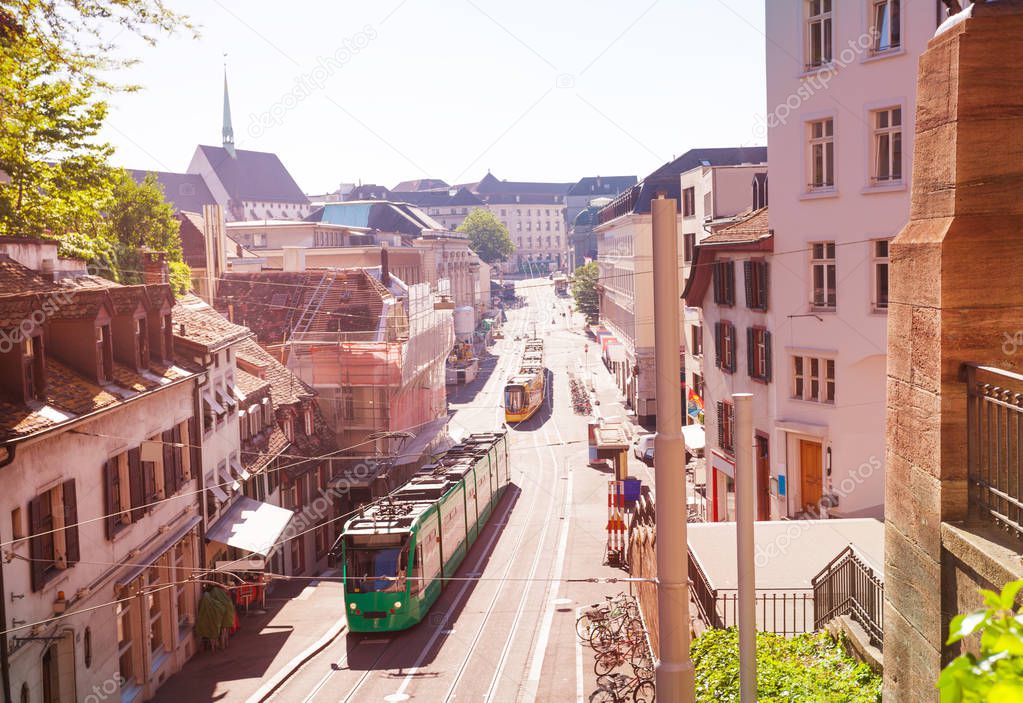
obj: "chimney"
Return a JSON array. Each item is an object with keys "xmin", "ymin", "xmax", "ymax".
[
  {"xmin": 142, "ymin": 251, "xmax": 168, "ymax": 285},
  {"xmin": 380, "ymin": 242, "xmax": 391, "ymax": 287},
  {"xmin": 282, "ymin": 246, "xmax": 307, "ymax": 273}
]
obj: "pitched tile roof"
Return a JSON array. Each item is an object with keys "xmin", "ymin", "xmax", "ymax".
[
  {"xmin": 127, "ymin": 169, "xmax": 217, "ymax": 214},
  {"xmin": 392, "ymin": 178, "xmax": 449, "ymax": 192},
  {"xmin": 701, "ymin": 207, "xmax": 771, "ymax": 244},
  {"xmin": 192, "ymin": 145, "xmax": 309, "ymax": 205},
  {"xmin": 172, "ymin": 293, "xmax": 253, "ymax": 351},
  {"xmin": 0, "ymin": 254, "xmax": 62, "ymax": 298},
  {"xmin": 567, "ymin": 176, "xmax": 638, "ymax": 197},
  {"xmin": 234, "ymin": 337, "xmax": 313, "ymax": 410}
]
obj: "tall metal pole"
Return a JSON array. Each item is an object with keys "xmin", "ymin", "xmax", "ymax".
[
  {"xmin": 651, "ymin": 194, "xmax": 695, "ymax": 701},
  {"xmin": 734, "ymin": 392, "xmax": 757, "ymax": 701}
]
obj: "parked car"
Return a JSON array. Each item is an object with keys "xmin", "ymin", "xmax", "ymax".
[{"xmin": 633, "ymin": 433, "xmax": 655, "ymax": 463}]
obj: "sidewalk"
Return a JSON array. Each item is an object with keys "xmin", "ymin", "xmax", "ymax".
[{"xmin": 151, "ymin": 576, "xmax": 344, "ymax": 703}]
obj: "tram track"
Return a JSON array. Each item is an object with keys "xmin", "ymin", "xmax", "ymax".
[{"xmin": 441, "ymin": 420, "xmax": 560, "ymax": 702}]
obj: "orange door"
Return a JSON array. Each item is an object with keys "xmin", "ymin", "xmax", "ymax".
[
  {"xmin": 799, "ymin": 440, "xmax": 823, "ymax": 515},
  {"xmin": 756, "ymin": 435, "xmax": 771, "ymax": 521}
]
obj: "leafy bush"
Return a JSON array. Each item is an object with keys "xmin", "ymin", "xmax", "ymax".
[
  {"xmin": 691, "ymin": 628, "xmax": 881, "ymax": 702},
  {"xmin": 938, "ymin": 579, "xmax": 1023, "ymax": 703}
]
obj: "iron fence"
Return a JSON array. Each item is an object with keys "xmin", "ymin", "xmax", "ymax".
[
  {"xmin": 964, "ymin": 364, "xmax": 1023, "ymax": 541},
  {"xmin": 811, "ymin": 545, "xmax": 884, "ymax": 648}
]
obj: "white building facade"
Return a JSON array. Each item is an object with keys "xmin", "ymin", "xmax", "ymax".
[{"xmin": 765, "ymin": 0, "xmax": 940, "ymax": 518}]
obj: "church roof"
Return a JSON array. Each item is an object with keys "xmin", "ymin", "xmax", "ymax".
[
  {"xmin": 191, "ymin": 145, "xmax": 309, "ymax": 205},
  {"xmin": 127, "ymin": 169, "xmax": 217, "ymax": 214}
]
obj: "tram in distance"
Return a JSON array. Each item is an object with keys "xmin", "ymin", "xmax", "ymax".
[
  {"xmin": 503, "ymin": 338, "xmax": 545, "ymax": 424},
  {"xmin": 334, "ymin": 432, "xmax": 510, "ymax": 632}
]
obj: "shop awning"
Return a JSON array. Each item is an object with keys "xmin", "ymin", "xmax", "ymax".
[
  {"xmin": 681, "ymin": 424, "xmax": 706, "ymax": 451},
  {"xmin": 205, "ymin": 496, "xmax": 295, "ymax": 556},
  {"xmin": 607, "ymin": 341, "xmax": 626, "ymax": 363}
]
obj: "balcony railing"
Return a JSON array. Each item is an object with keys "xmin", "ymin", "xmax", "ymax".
[
  {"xmin": 811, "ymin": 545, "xmax": 884, "ymax": 649},
  {"xmin": 964, "ymin": 363, "xmax": 1023, "ymax": 540}
]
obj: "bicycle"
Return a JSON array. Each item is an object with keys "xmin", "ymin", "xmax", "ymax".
[{"xmin": 589, "ymin": 672, "xmax": 655, "ymax": 703}]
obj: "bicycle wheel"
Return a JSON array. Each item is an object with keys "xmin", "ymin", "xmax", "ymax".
[
  {"xmin": 629, "ymin": 650, "xmax": 654, "ymax": 680},
  {"xmin": 576, "ymin": 613, "xmax": 593, "ymax": 641},
  {"xmin": 594, "ymin": 649, "xmax": 625, "ymax": 677},
  {"xmin": 588, "ymin": 686, "xmax": 619, "ymax": 703},
  {"xmin": 632, "ymin": 680, "xmax": 655, "ymax": 703}
]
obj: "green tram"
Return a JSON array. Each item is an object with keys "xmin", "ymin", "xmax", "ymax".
[{"xmin": 337, "ymin": 431, "xmax": 510, "ymax": 632}]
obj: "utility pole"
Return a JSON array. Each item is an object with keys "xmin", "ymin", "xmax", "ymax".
[
  {"xmin": 734, "ymin": 392, "xmax": 757, "ymax": 701},
  {"xmin": 651, "ymin": 194, "xmax": 695, "ymax": 701}
]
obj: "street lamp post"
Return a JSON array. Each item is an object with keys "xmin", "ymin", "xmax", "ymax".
[
  {"xmin": 651, "ymin": 194, "xmax": 696, "ymax": 702},
  {"xmin": 734, "ymin": 392, "xmax": 757, "ymax": 701}
]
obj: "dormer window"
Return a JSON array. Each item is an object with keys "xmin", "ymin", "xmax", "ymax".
[
  {"xmin": 304, "ymin": 407, "xmax": 313, "ymax": 436},
  {"xmin": 163, "ymin": 314, "xmax": 174, "ymax": 360},
  {"xmin": 284, "ymin": 417, "xmax": 294, "ymax": 442}
]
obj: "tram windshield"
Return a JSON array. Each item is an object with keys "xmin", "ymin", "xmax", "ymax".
[
  {"xmin": 504, "ymin": 384, "xmax": 525, "ymax": 412},
  {"xmin": 345, "ymin": 536, "xmax": 409, "ymax": 593}
]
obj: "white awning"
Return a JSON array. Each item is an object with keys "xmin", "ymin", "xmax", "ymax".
[
  {"xmin": 681, "ymin": 424, "xmax": 706, "ymax": 451},
  {"xmin": 208, "ymin": 481, "xmax": 229, "ymax": 503},
  {"xmin": 205, "ymin": 496, "xmax": 295, "ymax": 556},
  {"xmin": 607, "ymin": 343, "xmax": 626, "ymax": 363},
  {"xmin": 205, "ymin": 393, "xmax": 225, "ymax": 415},
  {"xmin": 219, "ymin": 464, "xmax": 240, "ymax": 492},
  {"xmin": 230, "ymin": 457, "xmax": 251, "ymax": 482}
]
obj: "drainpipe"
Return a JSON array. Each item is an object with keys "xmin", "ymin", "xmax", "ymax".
[{"xmin": 0, "ymin": 443, "xmax": 14, "ymax": 702}]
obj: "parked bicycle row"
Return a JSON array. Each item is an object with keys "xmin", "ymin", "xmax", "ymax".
[{"xmin": 576, "ymin": 593, "xmax": 655, "ymax": 702}]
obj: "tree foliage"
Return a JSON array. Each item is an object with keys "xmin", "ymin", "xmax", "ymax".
[
  {"xmin": 938, "ymin": 579, "xmax": 1023, "ymax": 703},
  {"xmin": 0, "ymin": 0, "xmax": 193, "ymax": 85},
  {"xmin": 691, "ymin": 628, "xmax": 881, "ymax": 702},
  {"xmin": 571, "ymin": 261, "xmax": 599, "ymax": 324},
  {"xmin": 457, "ymin": 208, "xmax": 515, "ymax": 263}
]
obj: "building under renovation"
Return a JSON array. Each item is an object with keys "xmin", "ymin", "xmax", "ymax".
[{"xmin": 216, "ymin": 265, "xmax": 454, "ymax": 496}]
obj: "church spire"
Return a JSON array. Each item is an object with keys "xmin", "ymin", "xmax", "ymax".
[{"xmin": 222, "ymin": 63, "xmax": 236, "ymax": 158}]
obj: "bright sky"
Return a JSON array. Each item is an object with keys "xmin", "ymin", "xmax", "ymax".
[{"xmin": 100, "ymin": 0, "xmax": 767, "ymax": 194}]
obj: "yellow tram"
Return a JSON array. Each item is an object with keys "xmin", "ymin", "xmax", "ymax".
[{"xmin": 503, "ymin": 338, "xmax": 545, "ymax": 424}]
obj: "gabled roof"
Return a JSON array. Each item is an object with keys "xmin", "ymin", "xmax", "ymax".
[
  {"xmin": 192, "ymin": 145, "xmax": 309, "ymax": 205},
  {"xmin": 392, "ymin": 178, "xmax": 449, "ymax": 192},
  {"xmin": 567, "ymin": 175, "xmax": 638, "ymax": 197},
  {"xmin": 127, "ymin": 169, "xmax": 217, "ymax": 214},
  {"xmin": 177, "ymin": 211, "xmax": 208, "ymax": 268},
  {"xmin": 700, "ymin": 207, "xmax": 771, "ymax": 244},
  {"xmin": 681, "ymin": 207, "xmax": 773, "ymax": 305},
  {"xmin": 0, "ymin": 254, "xmax": 62, "ymax": 298},
  {"xmin": 172, "ymin": 293, "xmax": 253, "ymax": 351},
  {"xmin": 234, "ymin": 336, "xmax": 313, "ymax": 410}
]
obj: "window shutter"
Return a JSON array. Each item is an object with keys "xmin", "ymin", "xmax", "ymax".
[
  {"xmin": 726, "ymin": 262, "xmax": 735, "ymax": 306},
  {"xmin": 103, "ymin": 459, "xmax": 118, "ymax": 539},
  {"xmin": 711, "ymin": 263, "xmax": 720, "ymax": 304},
  {"xmin": 128, "ymin": 447, "xmax": 144, "ymax": 521},
  {"xmin": 716, "ymin": 402, "xmax": 725, "ymax": 449},
  {"xmin": 63, "ymin": 480, "xmax": 80, "ymax": 566},
  {"xmin": 727, "ymin": 324, "xmax": 737, "ymax": 373},
  {"xmin": 744, "ymin": 261, "xmax": 754, "ymax": 308},
  {"xmin": 188, "ymin": 415, "xmax": 201, "ymax": 480},
  {"xmin": 27, "ymin": 495, "xmax": 46, "ymax": 591},
  {"xmin": 758, "ymin": 262, "xmax": 769, "ymax": 311},
  {"xmin": 747, "ymin": 327, "xmax": 755, "ymax": 378},
  {"xmin": 764, "ymin": 330, "xmax": 773, "ymax": 382},
  {"xmin": 143, "ymin": 461, "xmax": 157, "ymax": 504},
  {"xmin": 173, "ymin": 425, "xmax": 185, "ymax": 486},
  {"xmin": 713, "ymin": 322, "xmax": 722, "ymax": 369},
  {"xmin": 163, "ymin": 429, "xmax": 177, "ymax": 497}
]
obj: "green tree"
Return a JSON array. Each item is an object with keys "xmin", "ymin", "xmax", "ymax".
[
  {"xmin": 938, "ymin": 579, "xmax": 1023, "ymax": 702},
  {"xmin": 106, "ymin": 170, "xmax": 181, "ymax": 256},
  {"xmin": 571, "ymin": 261, "xmax": 599, "ymax": 324},
  {"xmin": 457, "ymin": 208, "xmax": 515, "ymax": 264},
  {"xmin": 0, "ymin": 35, "xmax": 113, "ymax": 238},
  {"xmin": 0, "ymin": 1, "xmax": 193, "ymax": 85}
]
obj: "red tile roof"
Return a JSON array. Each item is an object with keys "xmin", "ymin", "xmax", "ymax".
[
  {"xmin": 0, "ymin": 255, "xmax": 62, "ymax": 298},
  {"xmin": 172, "ymin": 293, "xmax": 253, "ymax": 351},
  {"xmin": 701, "ymin": 208, "xmax": 771, "ymax": 244}
]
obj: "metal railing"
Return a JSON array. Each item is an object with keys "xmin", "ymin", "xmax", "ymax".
[
  {"xmin": 965, "ymin": 363, "xmax": 1023, "ymax": 541},
  {"xmin": 688, "ymin": 552, "xmax": 814, "ymax": 637},
  {"xmin": 811, "ymin": 545, "xmax": 884, "ymax": 648}
]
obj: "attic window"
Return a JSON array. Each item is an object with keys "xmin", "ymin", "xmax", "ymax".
[
  {"xmin": 136, "ymin": 317, "xmax": 149, "ymax": 368},
  {"xmin": 304, "ymin": 407, "xmax": 313, "ymax": 436},
  {"xmin": 96, "ymin": 324, "xmax": 113, "ymax": 384},
  {"xmin": 163, "ymin": 314, "xmax": 174, "ymax": 361}
]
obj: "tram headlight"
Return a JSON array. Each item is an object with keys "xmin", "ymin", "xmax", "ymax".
[
  {"xmin": 394, "ymin": 601, "xmax": 402, "ymax": 609},
  {"xmin": 349, "ymin": 603, "xmax": 357, "ymax": 610}
]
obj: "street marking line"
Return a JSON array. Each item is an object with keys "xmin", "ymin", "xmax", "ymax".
[{"xmin": 575, "ymin": 606, "xmax": 585, "ymax": 703}]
